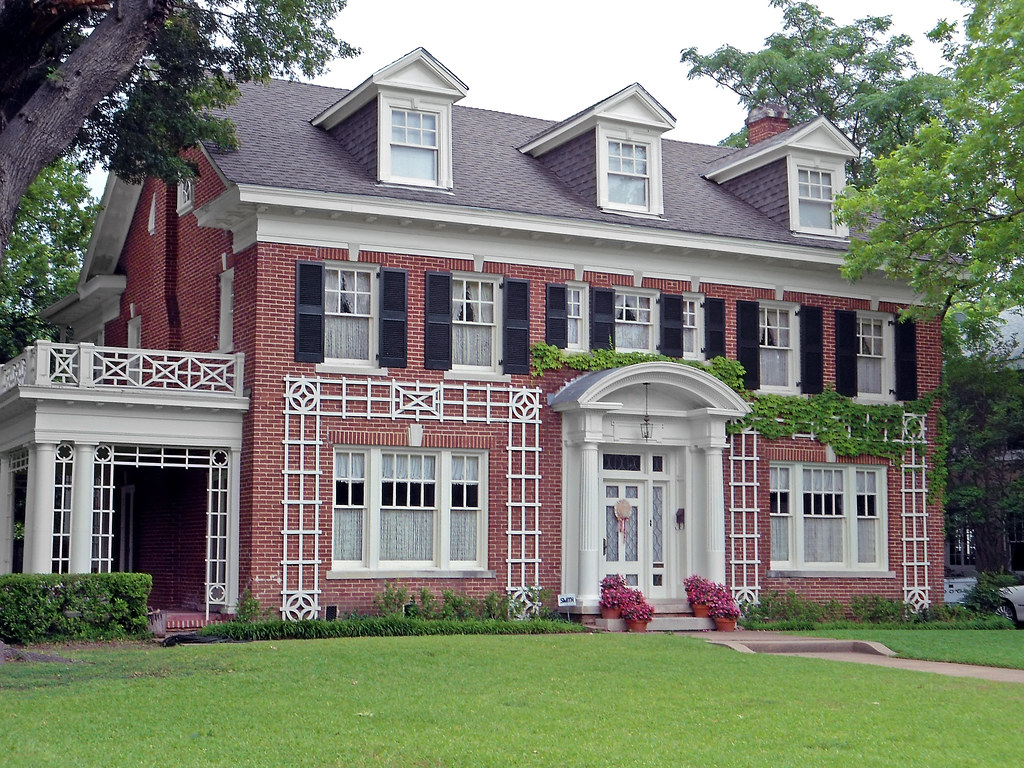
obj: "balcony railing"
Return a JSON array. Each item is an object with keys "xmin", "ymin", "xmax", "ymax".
[{"xmin": 0, "ymin": 341, "xmax": 245, "ymax": 398}]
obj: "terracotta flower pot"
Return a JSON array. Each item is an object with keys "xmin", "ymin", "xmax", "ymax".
[
  {"xmin": 600, "ymin": 606, "xmax": 622, "ymax": 620},
  {"xmin": 626, "ymin": 620, "xmax": 649, "ymax": 632},
  {"xmin": 692, "ymin": 603, "xmax": 710, "ymax": 618},
  {"xmin": 714, "ymin": 617, "xmax": 737, "ymax": 631}
]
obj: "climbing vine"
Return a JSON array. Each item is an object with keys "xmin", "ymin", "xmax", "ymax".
[{"xmin": 530, "ymin": 342, "xmax": 945, "ymax": 481}]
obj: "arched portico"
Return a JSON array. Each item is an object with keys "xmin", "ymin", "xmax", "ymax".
[{"xmin": 549, "ymin": 362, "xmax": 749, "ymax": 610}]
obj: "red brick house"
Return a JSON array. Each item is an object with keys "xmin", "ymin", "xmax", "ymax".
[{"xmin": 0, "ymin": 49, "xmax": 942, "ymax": 621}]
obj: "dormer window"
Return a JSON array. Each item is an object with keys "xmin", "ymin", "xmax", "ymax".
[
  {"xmin": 607, "ymin": 140, "xmax": 649, "ymax": 208},
  {"xmin": 797, "ymin": 168, "xmax": 833, "ymax": 230},
  {"xmin": 390, "ymin": 108, "xmax": 439, "ymax": 184}
]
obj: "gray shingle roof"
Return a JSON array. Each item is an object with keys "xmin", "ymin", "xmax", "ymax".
[{"xmin": 206, "ymin": 79, "xmax": 848, "ymax": 252}]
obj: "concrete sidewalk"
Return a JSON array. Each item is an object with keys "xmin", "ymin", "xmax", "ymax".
[{"xmin": 697, "ymin": 631, "xmax": 1024, "ymax": 684}]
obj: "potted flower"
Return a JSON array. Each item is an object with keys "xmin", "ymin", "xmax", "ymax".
[
  {"xmin": 599, "ymin": 574, "xmax": 628, "ymax": 619},
  {"xmin": 708, "ymin": 591, "xmax": 741, "ymax": 631},
  {"xmin": 620, "ymin": 588, "xmax": 655, "ymax": 632},
  {"xmin": 683, "ymin": 574, "xmax": 716, "ymax": 618}
]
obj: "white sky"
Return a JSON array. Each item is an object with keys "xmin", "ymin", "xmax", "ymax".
[{"xmin": 314, "ymin": 0, "xmax": 968, "ymax": 145}]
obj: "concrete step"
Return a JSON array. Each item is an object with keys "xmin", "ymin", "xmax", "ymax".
[{"xmin": 594, "ymin": 615, "xmax": 716, "ymax": 632}]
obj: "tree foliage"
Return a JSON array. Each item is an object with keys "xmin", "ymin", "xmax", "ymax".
[
  {"xmin": 0, "ymin": 157, "xmax": 97, "ymax": 362},
  {"xmin": 839, "ymin": 0, "xmax": 1024, "ymax": 327},
  {"xmin": 943, "ymin": 322, "xmax": 1024, "ymax": 572},
  {"xmin": 0, "ymin": 0, "xmax": 357, "ymax": 262},
  {"xmin": 680, "ymin": 0, "xmax": 951, "ymax": 185}
]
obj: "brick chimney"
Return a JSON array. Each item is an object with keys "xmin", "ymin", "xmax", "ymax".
[{"xmin": 746, "ymin": 103, "xmax": 790, "ymax": 145}]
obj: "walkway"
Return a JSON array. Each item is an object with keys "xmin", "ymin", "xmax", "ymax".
[{"xmin": 698, "ymin": 631, "xmax": 1024, "ymax": 684}]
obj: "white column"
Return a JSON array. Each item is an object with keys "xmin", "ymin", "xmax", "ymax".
[
  {"xmin": 704, "ymin": 445, "xmax": 726, "ymax": 584},
  {"xmin": 24, "ymin": 443, "xmax": 56, "ymax": 574},
  {"xmin": 70, "ymin": 443, "xmax": 96, "ymax": 573},
  {"xmin": 577, "ymin": 441, "xmax": 601, "ymax": 604},
  {"xmin": 0, "ymin": 453, "xmax": 11, "ymax": 574},
  {"xmin": 227, "ymin": 448, "xmax": 242, "ymax": 612}
]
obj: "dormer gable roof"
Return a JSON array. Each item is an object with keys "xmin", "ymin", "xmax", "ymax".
[
  {"xmin": 312, "ymin": 47, "xmax": 468, "ymax": 131},
  {"xmin": 518, "ymin": 83, "xmax": 675, "ymax": 158},
  {"xmin": 703, "ymin": 116, "xmax": 858, "ymax": 184}
]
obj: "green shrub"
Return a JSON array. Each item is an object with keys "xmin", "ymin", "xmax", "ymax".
[
  {"xmin": 234, "ymin": 588, "xmax": 267, "ymax": 623},
  {"xmin": 850, "ymin": 594, "xmax": 907, "ymax": 624},
  {"xmin": 741, "ymin": 590, "xmax": 833, "ymax": 625},
  {"xmin": 373, "ymin": 581, "xmax": 410, "ymax": 617},
  {"xmin": 197, "ymin": 615, "xmax": 586, "ymax": 641},
  {"xmin": 440, "ymin": 589, "xmax": 481, "ymax": 620},
  {"xmin": 963, "ymin": 571, "xmax": 1021, "ymax": 615},
  {"xmin": 0, "ymin": 572, "xmax": 152, "ymax": 644},
  {"xmin": 483, "ymin": 590, "xmax": 511, "ymax": 620}
]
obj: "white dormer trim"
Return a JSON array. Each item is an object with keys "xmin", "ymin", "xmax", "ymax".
[
  {"xmin": 519, "ymin": 83, "xmax": 675, "ymax": 158},
  {"xmin": 703, "ymin": 116, "xmax": 857, "ymax": 185},
  {"xmin": 596, "ymin": 123, "xmax": 665, "ymax": 216},
  {"xmin": 786, "ymin": 153, "xmax": 849, "ymax": 238},
  {"xmin": 311, "ymin": 48, "xmax": 468, "ymax": 131},
  {"xmin": 378, "ymin": 94, "xmax": 454, "ymax": 189}
]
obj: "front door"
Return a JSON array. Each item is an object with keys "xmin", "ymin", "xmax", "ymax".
[{"xmin": 602, "ymin": 476, "xmax": 670, "ymax": 599}]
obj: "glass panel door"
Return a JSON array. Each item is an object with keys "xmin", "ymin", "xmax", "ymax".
[{"xmin": 603, "ymin": 482, "xmax": 642, "ymax": 587}]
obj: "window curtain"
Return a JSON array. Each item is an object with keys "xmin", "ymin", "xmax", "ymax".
[
  {"xmin": 326, "ymin": 316, "xmax": 370, "ymax": 359},
  {"xmin": 804, "ymin": 518, "xmax": 843, "ymax": 562},
  {"xmin": 333, "ymin": 509, "xmax": 363, "ymax": 560},
  {"xmin": 381, "ymin": 510, "xmax": 434, "ymax": 560}
]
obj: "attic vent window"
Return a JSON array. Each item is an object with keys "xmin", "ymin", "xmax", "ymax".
[
  {"xmin": 607, "ymin": 140, "xmax": 649, "ymax": 208},
  {"xmin": 391, "ymin": 108, "xmax": 439, "ymax": 183},
  {"xmin": 797, "ymin": 169, "xmax": 833, "ymax": 230}
]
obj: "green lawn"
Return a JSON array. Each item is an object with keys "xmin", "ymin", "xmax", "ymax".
[
  {"xmin": 2, "ymin": 634, "xmax": 1023, "ymax": 767},
  {"xmin": 804, "ymin": 628, "xmax": 1024, "ymax": 669}
]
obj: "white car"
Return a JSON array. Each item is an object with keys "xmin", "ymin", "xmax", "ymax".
[{"xmin": 997, "ymin": 585, "xmax": 1024, "ymax": 626}]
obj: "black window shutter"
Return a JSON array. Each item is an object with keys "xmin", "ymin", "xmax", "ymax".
[
  {"xmin": 703, "ymin": 297, "xmax": 726, "ymax": 359},
  {"xmin": 736, "ymin": 300, "xmax": 760, "ymax": 390},
  {"xmin": 294, "ymin": 261, "xmax": 324, "ymax": 363},
  {"xmin": 378, "ymin": 268, "xmax": 408, "ymax": 368},
  {"xmin": 503, "ymin": 278, "xmax": 531, "ymax": 374},
  {"xmin": 424, "ymin": 271, "xmax": 452, "ymax": 370},
  {"xmin": 591, "ymin": 287, "xmax": 615, "ymax": 350},
  {"xmin": 800, "ymin": 305, "xmax": 824, "ymax": 395},
  {"xmin": 545, "ymin": 284, "xmax": 568, "ymax": 348},
  {"xmin": 659, "ymin": 294, "xmax": 684, "ymax": 358},
  {"xmin": 894, "ymin": 318, "xmax": 918, "ymax": 401},
  {"xmin": 834, "ymin": 310, "xmax": 858, "ymax": 397}
]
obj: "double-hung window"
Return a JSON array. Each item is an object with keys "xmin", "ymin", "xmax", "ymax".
[
  {"xmin": 797, "ymin": 168, "xmax": 833, "ymax": 230},
  {"xmin": 452, "ymin": 277, "xmax": 497, "ymax": 368},
  {"xmin": 759, "ymin": 305, "xmax": 794, "ymax": 389},
  {"xmin": 325, "ymin": 266, "xmax": 374, "ymax": 363},
  {"xmin": 566, "ymin": 285, "xmax": 587, "ymax": 351},
  {"xmin": 857, "ymin": 314, "xmax": 888, "ymax": 397},
  {"xmin": 614, "ymin": 290, "xmax": 654, "ymax": 351},
  {"xmin": 390, "ymin": 108, "xmax": 438, "ymax": 184},
  {"xmin": 769, "ymin": 463, "xmax": 886, "ymax": 571},
  {"xmin": 331, "ymin": 448, "xmax": 487, "ymax": 572},
  {"xmin": 607, "ymin": 140, "xmax": 649, "ymax": 208},
  {"xmin": 679, "ymin": 296, "xmax": 699, "ymax": 358}
]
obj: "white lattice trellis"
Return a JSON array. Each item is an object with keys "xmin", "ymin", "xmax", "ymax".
[
  {"xmin": 281, "ymin": 375, "xmax": 542, "ymax": 620},
  {"xmin": 900, "ymin": 413, "xmax": 930, "ymax": 610},
  {"xmin": 728, "ymin": 430, "xmax": 760, "ymax": 604}
]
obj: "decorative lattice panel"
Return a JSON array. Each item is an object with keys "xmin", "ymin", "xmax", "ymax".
[
  {"xmin": 900, "ymin": 413, "xmax": 930, "ymax": 610},
  {"xmin": 92, "ymin": 445, "xmax": 116, "ymax": 573},
  {"xmin": 51, "ymin": 443, "xmax": 74, "ymax": 573},
  {"xmin": 728, "ymin": 430, "xmax": 760, "ymax": 604},
  {"xmin": 281, "ymin": 376, "xmax": 542, "ymax": 620},
  {"xmin": 206, "ymin": 451, "xmax": 230, "ymax": 614}
]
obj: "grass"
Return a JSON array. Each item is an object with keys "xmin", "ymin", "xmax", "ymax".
[
  {"xmin": 803, "ymin": 628, "xmax": 1024, "ymax": 669},
  {"xmin": 2, "ymin": 633, "xmax": 1023, "ymax": 767}
]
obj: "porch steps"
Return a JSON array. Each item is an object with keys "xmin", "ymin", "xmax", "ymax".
[
  {"xmin": 148, "ymin": 610, "xmax": 229, "ymax": 638},
  {"xmin": 592, "ymin": 615, "xmax": 715, "ymax": 632}
]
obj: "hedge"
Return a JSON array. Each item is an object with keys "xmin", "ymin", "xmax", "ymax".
[
  {"xmin": 197, "ymin": 616, "xmax": 587, "ymax": 641},
  {"xmin": 0, "ymin": 573, "xmax": 152, "ymax": 644}
]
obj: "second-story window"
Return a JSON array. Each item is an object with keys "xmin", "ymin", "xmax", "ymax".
[
  {"xmin": 614, "ymin": 291, "xmax": 653, "ymax": 351},
  {"xmin": 452, "ymin": 277, "xmax": 497, "ymax": 368},
  {"xmin": 391, "ymin": 108, "xmax": 438, "ymax": 184},
  {"xmin": 760, "ymin": 305, "xmax": 793, "ymax": 388},
  {"xmin": 607, "ymin": 141, "xmax": 649, "ymax": 208},
  {"xmin": 325, "ymin": 267, "xmax": 374, "ymax": 362},
  {"xmin": 857, "ymin": 316, "xmax": 885, "ymax": 396}
]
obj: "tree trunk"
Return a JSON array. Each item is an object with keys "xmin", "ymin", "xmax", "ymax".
[{"xmin": 0, "ymin": 0, "xmax": 172, "ymax": 265}]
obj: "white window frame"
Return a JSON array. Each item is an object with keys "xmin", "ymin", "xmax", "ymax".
[
  {"xmin": 758, "ymin": 302, "xmax": 799, "ymax": 394},
  {"xmin": 787, "ymin": 155, "xmax": 848, "ymax": 237},
  {"xmin": 677, "ymin": 292, "xmax": 702, "ymax": 361},
  {"xmin": 378, "ymin": 94, "xmax": 453, "ymax": 189},
  {"xmin": 176, "ymin": 178, "xmax": 195, "ymax": 215},
  {"xmin": 566, "ymin": 282, "xmax": 589, "ymax": 352},
  {"xmin": 855, "ymin": 311, "xmax": 894, "ymax": 402},
  {"xmin": 324, "ymin": 264, "xmax": 378, "ymax": 367},
  {"xmin": 613, "ymin": 288, "xmax": 658, "ymax": 353},
  {"xmin": 596, "ymin": 124, "xmax": 664, "ymax": 216},
  {"xmin": 769, "ymin": 462, "xmax": 887, "ymax": 572},
  {"xmin": 330, "ymin": 447, "xmax": 488, "ymax": 574},
  {"xmin": 217, "ymin": 267, "xmax": 234, "ymax": 353},
  {"xmin": 451, "ymin": 274, "xmax": 501, "ymax": 372}
]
